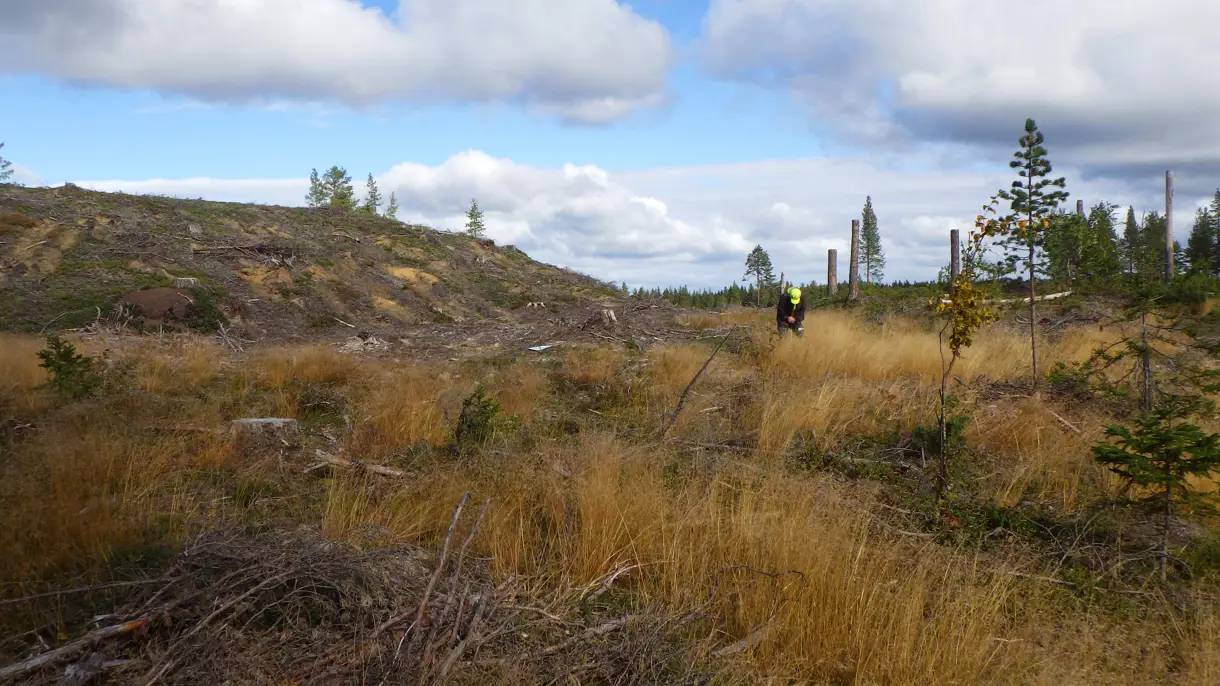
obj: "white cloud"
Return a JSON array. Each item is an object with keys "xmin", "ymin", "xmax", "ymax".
[
  {"xmin": 5, "ymin": 162, "xmax": 44, "ymax": 187},
  {"xmin": 701, "ymin": 0, "xmax": 1220, "ymax": 178},
  {"xmin": 72, "ymin": 150, "xmax": 1199, "ymax": 290},
  {"xmin": 0, "ymin": 0, "xmax": 672, "ymax": 124}
]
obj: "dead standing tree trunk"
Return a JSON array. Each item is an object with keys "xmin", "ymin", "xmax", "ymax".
[
  {"xmin": 949, "ymin": 229, "xmax": 960, "ymax": 290},
  {"xmin": 849, "ymin": 219, "xmax": 861, "ymax": 301},
  {"xmin": 1166, "ymin": 170, "xmax": 1174, "ymax": 283},
  {"xmin": 827, "ymin": 249, "xmax": 838, "ymax": 296}
]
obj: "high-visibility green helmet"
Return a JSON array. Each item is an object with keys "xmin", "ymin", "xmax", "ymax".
[{"xmin": 789, "ymin": 287, "xmax": 801, "ymax": 303}]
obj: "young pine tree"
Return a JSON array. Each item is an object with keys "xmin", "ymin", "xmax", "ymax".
[
  {"xmin": 465, "ymin": 198, "xmax": 486, "ymax": 238},
  {"xmin": 306, "ymin": 168, "xmax": 328, "ymax": 208},
  {"xmin": 860, "ymin": 195, "xmax": 885, "ymax": 284},
  {"xmin": 743, "ymin": 245, "xmax": 775, "ymax": 307},
  {"xmin": 322, "ymin": 166, "xmax": 356, "ymax": 210},
  {"xmin": 385, "ymin": 191, "xmax": 400, "ymax": 220},
  {"xmin": 361, "ymin": 173, "xmax": 382, "ymax": 215},
  {"xmin": 996, "ymin": 118, "xmax": 1069, "ymax": 387}
]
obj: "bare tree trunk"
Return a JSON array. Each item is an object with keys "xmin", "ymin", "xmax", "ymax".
[
  {"xmin": 755, "ymin": 274, "xmax": 761, "ymax": 308},
  {"xmin": 827, "ymin": 250, "xmax": 838, "ymax": 296},
  {"xmin": 950, "ymin": 229, "xmax": 960, "ymax": 288},
  {"xmin": 1029, "ymin": 240, "xmax": 1038, "ymax": 388},
  {"xmin": 849, "ymin": 220, "xmax": 861, "ymax": 301},
  {"xmin": 1140, "ymin": 315, "xmax": 1152, "ymax": 402},
  {"xmin": 1161, "ymin": 482, "xmax": 1172, "ymax": 582}
]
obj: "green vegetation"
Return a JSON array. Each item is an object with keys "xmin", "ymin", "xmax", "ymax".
[
  {"xmin": 464, "ymin": 197, "xmax": 486, "ymax": 238},
  {"xmin": 36, "ymin": 335, "xmax": 100, "ymax": 399},
  {"xmin": 860, "ymin": 195, "xmax": 885, "ymax": 284},
  {"xmin": 742, "ymin": 244, "xmax": 776, "ymax": 307}
]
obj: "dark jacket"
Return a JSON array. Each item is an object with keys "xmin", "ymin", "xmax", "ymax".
[{"xmin": 777, "ymin": 297, "xmax": 806, "ymax": 324}]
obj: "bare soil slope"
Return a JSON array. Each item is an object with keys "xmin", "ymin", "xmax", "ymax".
[{"xmin": 0, "ymin": 184, "xmax": 624, "ymax": 338}]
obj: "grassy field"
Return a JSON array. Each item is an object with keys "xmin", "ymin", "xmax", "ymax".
[{"xmin": 2, "ymin": 308, "xmax": 1218, "ymax": 684}]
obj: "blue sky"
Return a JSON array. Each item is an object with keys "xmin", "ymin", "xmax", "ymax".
[{"xmin": 2, "ymin": 1, "xmax": 1217, "ymax": 289}]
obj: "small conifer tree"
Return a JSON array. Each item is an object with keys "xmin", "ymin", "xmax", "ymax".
[
  {"xmin": 361, "ymin": 173, "xmax": 382, "ymax": 215},
  {"xmin": 306, "ymin": 168, "xmax": 328, "ymax": 208},
  {"xmin": 385, "ymin": 191, "xmax": 399, "ymax": 220},
  {"xmin": 465, "ymin": 198, "xmax": 486, "ymax": 238},
  {"xmin": 322, "ymin": 166, "xmax": 356, "ymax": 210}
]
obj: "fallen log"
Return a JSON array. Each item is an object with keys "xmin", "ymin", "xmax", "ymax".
[
  {"xmin": 0, "ymin": 616, "xmax": 149, "ymax": 681},
  {"xmin": 305, "ymin": 450, "xmax": 406, "ymax": 478}
]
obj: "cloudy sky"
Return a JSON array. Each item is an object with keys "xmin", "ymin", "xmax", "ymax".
[{"xmin": 2, "ymin": 0, "xmax": 1218, "ymax": 289}]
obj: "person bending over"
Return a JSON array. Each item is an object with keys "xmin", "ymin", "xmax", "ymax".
[{"xmin": 777, "ymin": 287, "xmax": 805, "ymax": 337}]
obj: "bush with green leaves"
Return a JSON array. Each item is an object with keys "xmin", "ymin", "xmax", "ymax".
[{"xmin": 37, "ymin": 335, "xmax": 101, "ymax": 399}]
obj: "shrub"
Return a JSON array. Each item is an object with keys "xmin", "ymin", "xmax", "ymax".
[
  {"xmin": 184, "ymin": 287, "xmax": 228, "ymax": 333},
  {"xmin": 36, "ymin": 335, "xmax": 100, "ymax": 399},
  {"xmin": 454, "ymin": 387, "xmax": 517, "ymax": 451}
]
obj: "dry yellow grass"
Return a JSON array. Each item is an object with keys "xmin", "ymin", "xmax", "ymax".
[
  {"xmin": 491, "ymin": 361, "xmax": 547, "ymax": 419},
  {"xmin": 0, "ymin": 334, "xmax": 48, "ymax": 413},
  {"xmin": 324, "ymin": 433, "xmax": 1019, "ymax": 683},
  {"xmin": 969, "ymin": 395, "xmax": 1116, "ymax": 508},
  {"xmin": 2, "ymin": 309, "xmax": 1218, "ymax": 683},
  {"xmin": 767, "ymin": 311, "xmax": 1118, "ymax": 385},
  {"xmin": 561, "ymin": 345, "xmax": 626, "ymax": 385},
  {"xmin": 133, "ymin": 338, "xmax": 224, "ymax": 394},
  {"xmin": 347, "ymin": 366, "xmax": 456, "ymax": 456}
]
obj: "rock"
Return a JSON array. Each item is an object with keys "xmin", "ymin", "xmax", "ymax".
[
  {"xmin": 187, "ymin": 223, "xmax": 202, "ymax": 236},
  {"xmin": 172, "ymin": 277, "xmax": 200, "ymax": 289}
]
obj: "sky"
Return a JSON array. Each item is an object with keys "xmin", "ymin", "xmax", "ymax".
[{"xmin": 3, "ymin": 0, "xmax": 1220, "ymax": 289}]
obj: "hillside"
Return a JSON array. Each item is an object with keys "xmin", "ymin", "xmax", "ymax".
[{"xmin": 0, "ymin": 184, "xmax": 624, "ymax": 340}]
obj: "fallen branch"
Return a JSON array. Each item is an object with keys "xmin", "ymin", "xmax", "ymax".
[
  {"xmin": 332, "ymin": 231, "xmax": 362, "ymax": 243},
  {"xmin": 333, "ymin": 317, "xmax": 358, "ymax": 329},
  {"xmin": 1048, "ymin": 410, "xmax": 1082, "ymax": 434},
  {"xmin": 0, "ymin": 580, "xmax": 162, "ymax": 607},
  {"xmin": 660, "ymin": 326, "xmax": 737, "ymax": 437},
  {"xmin": 305, "ymin": 450, "xmax": 406, "ymax": 478},
  {"xmin": 0, "ymin": 615, "xmax": 149, "ymax": 681},
  {"xmin": 143, "ymin": 572, "xmax": 292, "ymax": 685},
  {"xmin": 374, "ymin": 493, "xmax": 470, "ymax": 639},
  {"xmin": 712, "ymin": 623, "xmax": 774, "ymax": 658}
]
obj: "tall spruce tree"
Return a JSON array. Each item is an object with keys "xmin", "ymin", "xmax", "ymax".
[
  {"xmin": 385, "ymin": 192, "xmax": 399, "ymax": 220},
  {"xmin": 465, "ymin": 198, "xmax": 486, "ymax": 238},
  {"xmin": 1120, "ymin": 206, "xmax": 1142, "ymax": 279},
  {"xmin": 1186, "ymin": 208, "xmax": 1214, "ymax": 275},
  {"xmin": 743, "ymin": 245, "xmax": 776, "ymax": 307},
  {"xmin": 361, "ymin": 173, "xmax": 382, "ymax": 215},
  {"xmin": 1209, "ymin": 190, "xmax": 1220, "ymax": 274},
  {"xmin": 1082, "ymin": 202, "xmax": 1121, "ymax": 284},
  {"xmin": 321, "ymin": 166, "xmax": 356, "ymax": 210},
  {"xmin": 306, "ymin": 168, "xmax": 328, "ymax": 208},
  {"xmin": 1141, "ymin": 212, "xmax": 1167, "ymax": 283},
  {"xmin": 996, "ymin": 118, "xmax": 1069, "ymax": 387},
  {"xmin": 860, "ymin": 196, "xmax": 885, "ymax": 284}
]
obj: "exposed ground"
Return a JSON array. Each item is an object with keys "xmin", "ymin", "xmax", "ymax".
[{"xmin": 0, "ymin": 184, "xmax": 625, "ymax": 338}]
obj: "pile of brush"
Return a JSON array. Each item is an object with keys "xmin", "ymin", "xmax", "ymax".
[{"xmin": 2, "ymin": 495, "xmax": 722, "ymax": 685}]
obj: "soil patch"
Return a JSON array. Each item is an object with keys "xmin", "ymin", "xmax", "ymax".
[{"xmin": 119, "ymin": 288, "xmax": 198, "ymax": 325}]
